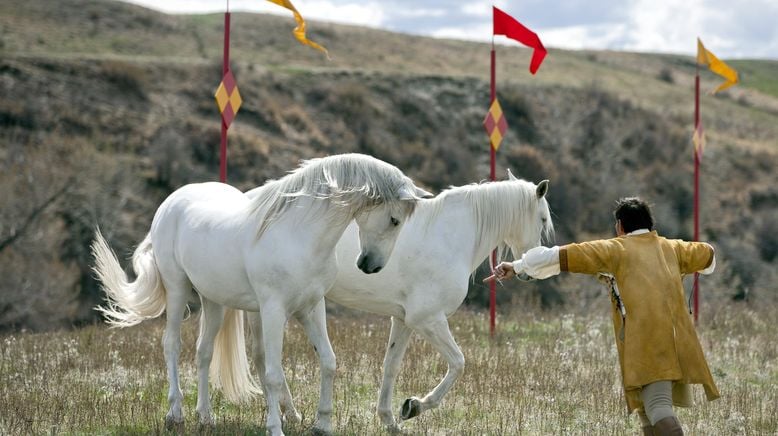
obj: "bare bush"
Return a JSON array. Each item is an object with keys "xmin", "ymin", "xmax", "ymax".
[
  {"xmin": 756, "ymin": 217, "xmax": 778, "ymax": 262},
  {"xmin": 657, "ymin": 67, "xmax": 674, "ymax": 84}
]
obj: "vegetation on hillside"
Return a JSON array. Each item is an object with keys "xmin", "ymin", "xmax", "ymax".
[{"xmin": 1, "ymin": 0, "xmax": 777, "ymax": 330}]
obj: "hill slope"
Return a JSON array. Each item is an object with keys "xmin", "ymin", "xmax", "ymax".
[{"xmin": 1, "ymin": 0, "xmax": 777, "ymax": 330}]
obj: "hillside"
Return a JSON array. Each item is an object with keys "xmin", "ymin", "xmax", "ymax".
[{"xmin": 1, "ymin": 0, "xmax": 777, "ymax": 330}]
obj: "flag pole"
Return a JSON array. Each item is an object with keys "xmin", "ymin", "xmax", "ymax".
[
  {"xmin": 693, "ymin": 64, "xmax": 700, "ymax": 323},
  {"xmin": 220, "ymin": 2, "xmax": 231, "ymax": 183},
  {"xmin": 486, "ymin": 6, "xmax": 546, "ymax": 336},
  {"xmin": 489, "ymin": 38, "xmax": 497, "ymax": 337}
]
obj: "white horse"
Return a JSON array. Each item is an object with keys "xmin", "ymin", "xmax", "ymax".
[
  {"xmin": 91, "ymin": 153, "xmax": 431, "ymax": 436},
  {"xmin": 326, "ymin": 171, "xmax": 552, "ymax": 430}
]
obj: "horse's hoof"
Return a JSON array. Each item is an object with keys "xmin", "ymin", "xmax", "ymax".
[
  {"xmin": 266, "ymin": 426, "xmax": 286, "ymax": 436},
  {"xmin": 198, "ymin": 422, "xmax": 216, "ymax": 434},
  {"xmin": 198, "ymin": 417, "xmax": 216, "ymax": 431},
  {"xmin": 400, "ymin": 397, "xmax": 422, "ymax": 420},
  {"xmin": 164, "ymin": 415, "xmax": 184, "ymax": 430},
  {"xmin": 385, "ymin": 422, "xmax": 404, "ymax": 434},
  {"xmin": 197, "ymin": 413, "xmax": 216, "ymax": 428},
  {"xmin": 283, "ymin": 409, "xmax": 303, "ymax": 424},
  {"xmin": 311, "ymin": 426, "xmax": 332, "ymax": 436}
]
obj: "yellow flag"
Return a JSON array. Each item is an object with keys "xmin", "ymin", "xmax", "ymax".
[
  {"xmin": 266, "ymin": 0, "xmax": 329, "ymax": 58},
  {"xmin": 697, "ymin": 38, "xmax": 738, "ymax": 93}
]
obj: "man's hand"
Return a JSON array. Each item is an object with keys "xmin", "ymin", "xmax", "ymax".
[{"xmin": 483, "ymin": 261, "xmax": 518, "ymax": 283}]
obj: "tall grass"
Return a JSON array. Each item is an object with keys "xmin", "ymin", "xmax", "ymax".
[{"xmin": 1, "ymin": 301, "xmax": 776, "ymax": 435}]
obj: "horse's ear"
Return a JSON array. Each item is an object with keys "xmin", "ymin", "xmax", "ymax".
[
  {"xmin": 507, "ymin": 169, "xmax": 519, "ymax": 181},
  {"xmin": 415, "ymin": 186, "xmax": 433, "ymax": 199},
  {"xmin": 398, "ymin": 185, "xmax": 433, "ymax": 200},
  {"xmin": 536, "ymin": 180, "xmax": 549, "ymax": 198}
]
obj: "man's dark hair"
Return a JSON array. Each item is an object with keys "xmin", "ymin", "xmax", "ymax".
[{"xmin": 614, "ymin": 197, "xmax": 654, "ymax": 233}]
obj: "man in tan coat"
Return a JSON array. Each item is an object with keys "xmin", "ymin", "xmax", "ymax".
[{"xmin": 486, "ymin": 197, "xmax": 718, "ymax": 436}]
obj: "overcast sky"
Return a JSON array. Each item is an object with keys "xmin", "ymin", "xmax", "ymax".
[{"xmin": 122, "ymin": 0, "xmax": 778, "ymax": 59}]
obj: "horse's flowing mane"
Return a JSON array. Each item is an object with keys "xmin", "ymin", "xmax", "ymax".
[
  {"xmin": 419, "ymin": 179, "xmax": 554, "ymax": 261},
  {"xmin": 249, "ymin": 154, "xmax": 415, "ymax": 237}
]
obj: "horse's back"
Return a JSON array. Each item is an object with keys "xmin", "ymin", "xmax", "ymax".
[
  {"xmin": 151, "ymin": 182, "xmax": 244, "ymax": 229},
  {"xmin": 156, "ymin": 181, "xmax": 245, "ymax": 215}
]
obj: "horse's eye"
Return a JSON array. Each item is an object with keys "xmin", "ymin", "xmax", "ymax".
[
  {"xmin": 542, "ymin": 217, "xmax": 547, "ymax": 223},
  {"xmin": 391, "ymin": 217, "xmax": 400, "ymax": 226}
]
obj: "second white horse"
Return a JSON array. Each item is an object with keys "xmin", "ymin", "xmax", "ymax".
[{"xmin": 248, "ymin": 170, "xmax": 553, "ymax": 430}]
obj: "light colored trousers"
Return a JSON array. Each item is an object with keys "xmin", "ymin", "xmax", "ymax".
[{"xmin": 637, "ymin": 381, "xmax": 675, "ymax": 426}]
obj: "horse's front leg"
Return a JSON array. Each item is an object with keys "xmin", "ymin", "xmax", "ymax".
[
  {"xmin": 377, "ymin": 317, "xmax": 413, "ymax": 432},
  {"xmin": 259, "ymin": 303, "xmax": 290, "ymax": 436},
  {"xmin": 296, "ymin": 299, "xmax": 336, "ymax": 434},
  {"xmin": 400, "ymin": 314, "xmax": 464, "ymax": 421},
  {"xmin": 194, "ymin": 298, "xmax": 225, "ymax": 426},
  {"xmin": 248, "ymin": 311, "xmax": 301, "ymax": 424}
]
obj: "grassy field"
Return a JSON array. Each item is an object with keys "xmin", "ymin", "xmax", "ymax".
[{"xmin": 1, "ymin": 301, "xmax": 776, "ymax": 435}]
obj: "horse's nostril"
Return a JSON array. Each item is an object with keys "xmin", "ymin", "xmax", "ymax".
[
  {"xmin": 372, "ymin": 266, "xmax": 382, "ymax": 274},
  {"xmin": 357, "ymin": 254, "xmax": 375, "ymax": 273}
]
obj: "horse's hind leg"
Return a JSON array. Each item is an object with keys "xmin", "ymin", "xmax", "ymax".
[
  {"xmin": 400, "ymin": 314, "xmax": 464, "ymax": 421},
  {"xmin": 296, "ymin": 299, "xmax": 336, "ymax": 434},
  {"xmin": 248, "ymin": 311, "xmax": 301, "ymax": 424},
  {"xmin": 195, "ymin": 297, "xmax": 225, "ymax": 426},
  {"xmin": 160, "ymin": 273, "xmax": 192, "ymax": 428},
  {"xmin": 377, "ymin": 317, "xmax": 413, "ymax": 432}
]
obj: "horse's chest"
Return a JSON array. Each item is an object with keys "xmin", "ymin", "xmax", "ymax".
[{"xmin": 250, "ymin": 262, "xmax": 336, "ymax": 313}]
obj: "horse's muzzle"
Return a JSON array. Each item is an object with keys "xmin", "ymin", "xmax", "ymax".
[{"xmin": 357, "ymin": 254, "xmax": 383, "ymax": 274}]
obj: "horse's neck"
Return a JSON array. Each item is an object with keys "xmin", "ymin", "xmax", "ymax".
[
  {"xmin": 282, "ymin": 197, "xmax": 353, "ymax": 256},
  {"xmin": 425, "ymin": 194, "xmax": 509, "ymax": 272},
  {"xmin": 469, "ymin": 218, "xmax": 507, "ymax": 273}
]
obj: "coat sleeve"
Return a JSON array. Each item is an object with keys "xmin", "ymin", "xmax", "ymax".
[
  {"xmin": 559, "ymin": 239, "xmax": 620, "ymax": 275},
  {"xmin": 673, "ymin": 241, "xmax": 715, "ymax": 275},
  {"xmin": 513, "ymin": 246, "xmax": 561, "ymax": 279}
]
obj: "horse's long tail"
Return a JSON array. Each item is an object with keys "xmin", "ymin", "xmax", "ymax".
[
  {"xmin": 207, "ymin": 308, "xmax": 262, "ymax": 402},
  {"xmin": 92, "ymin": 229, "xmax": 166, "ymax": 327}
]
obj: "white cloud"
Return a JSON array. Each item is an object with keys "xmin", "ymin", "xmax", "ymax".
[
  {"xmin": 393, "ymin": 8, "xmax": 447, "ymax": 19},
  {"xmin": 461, "ymin": 0, "xmax": 509, "ymax": 18},
  {"xmin": 539, "ymin": 23, "xmax": 630, "ymax": 51},
  {"xmin": 621, "ymin": 0, "xmax": 705, "ymax": 54},
  {"xmin": 121, "ymin": 0, "xmax": 273, "ymax": 14},
  {"xmin": 428, "ymin": 22, "xmax": 492, "ymax": 42},
  {"xmin": 119, "ymin": 0, "xmax": 777, "ymax": 59},
  {"xmin": 303, "ymin": 1, "xmax": 386, "ymax": 27}
]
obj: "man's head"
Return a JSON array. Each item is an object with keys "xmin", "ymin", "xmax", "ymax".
[{"xmin": 613, "ymin": 197, "xmax": 654, "ymax": 235}]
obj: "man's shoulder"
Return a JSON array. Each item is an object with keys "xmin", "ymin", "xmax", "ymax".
[
  {"xmin": 652, "ymin": 235, "xmax": 714, "ymax": 255},
  {"xmin": 564, "ymin": 237, "xmax": 624, "ymax": 251}
]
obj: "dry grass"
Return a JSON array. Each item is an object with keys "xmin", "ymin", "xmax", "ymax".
[{"xmin": 1, "ymin": 301, "xmax": 776, "ymax": 435}]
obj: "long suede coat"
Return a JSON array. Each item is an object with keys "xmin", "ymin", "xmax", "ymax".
[{"xmin": 559, "ymin": 231, "xmax": 719, "ymax": 411}]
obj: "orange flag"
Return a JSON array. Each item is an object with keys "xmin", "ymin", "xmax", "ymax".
[
  {"xmin": 697, "ymin": 38, "xmax": 738, "ymax": 93},
  {"xmin": 266, "ymin": 0, "xmax": 329, "ymax": 58}
]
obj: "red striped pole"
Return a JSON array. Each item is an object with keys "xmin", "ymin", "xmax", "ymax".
[
  {"xmin": 220, "ymin": 8, "xmax": 231, "ymax": 183},
  {"xmin": 489, "ymin": 43, "xmax": 497, "ymax": 336},
  {"xmin": 693, "ymin": 67, "xmax": 700, "ymax": 323}
]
